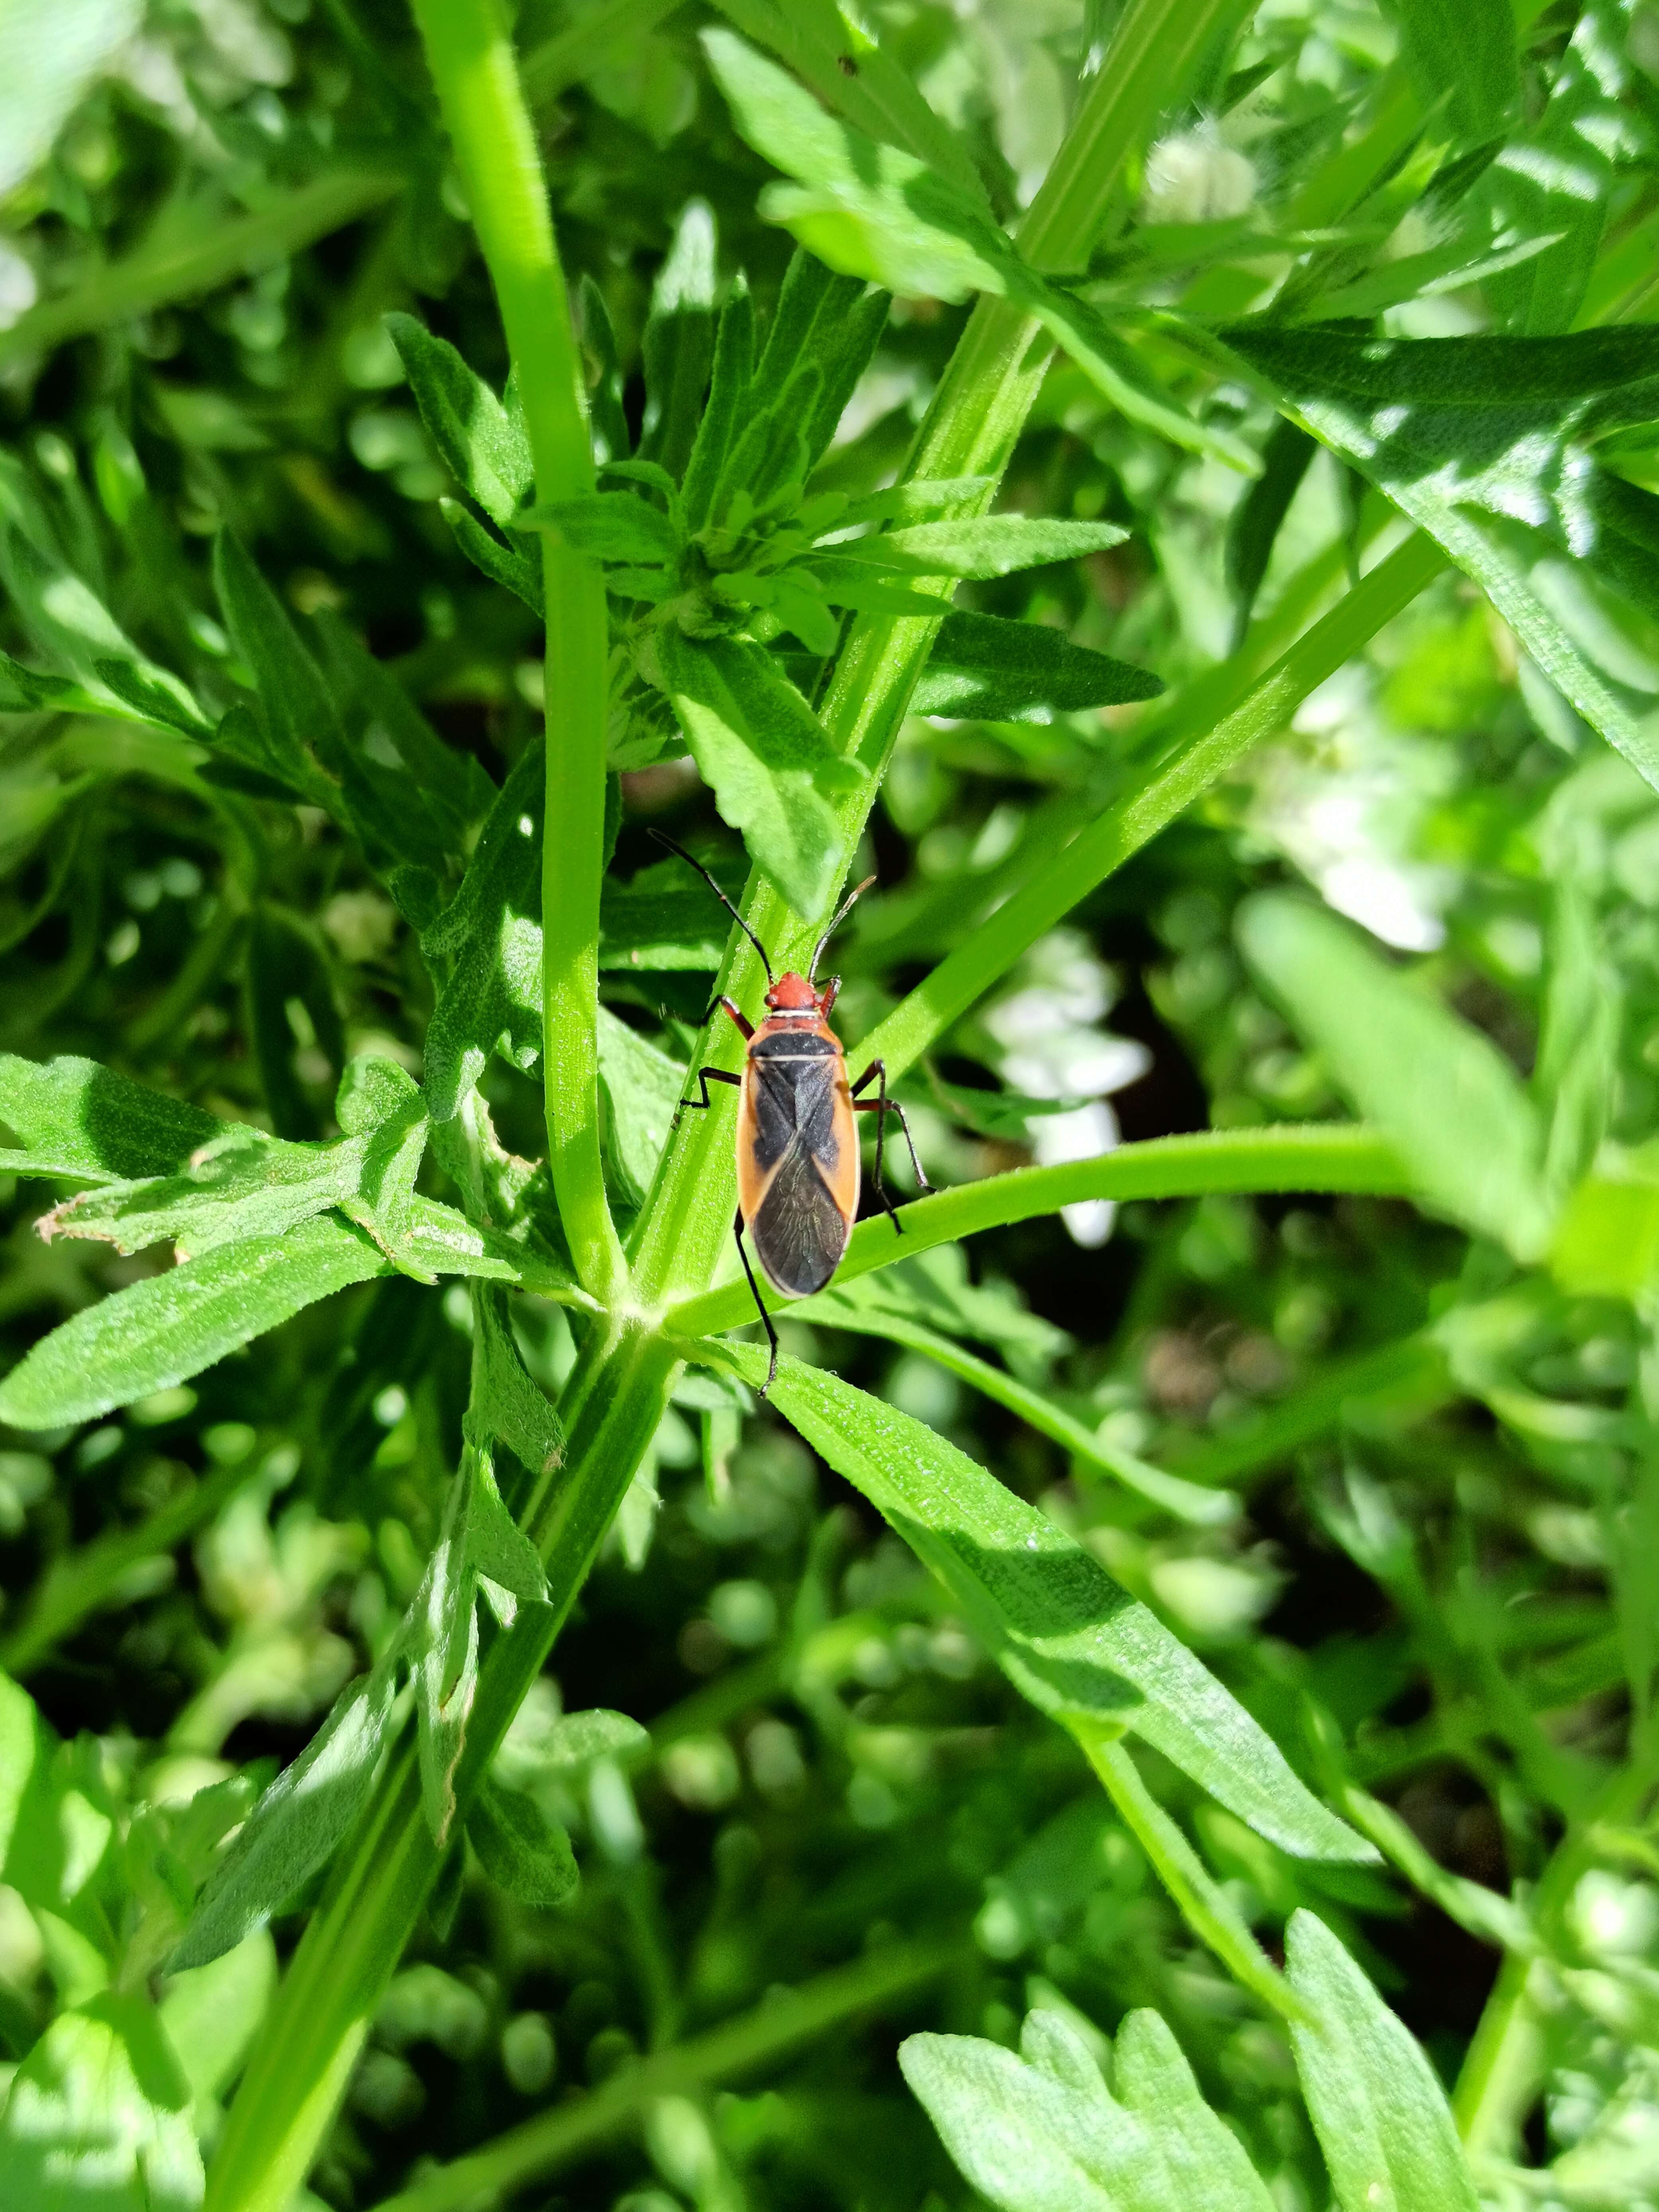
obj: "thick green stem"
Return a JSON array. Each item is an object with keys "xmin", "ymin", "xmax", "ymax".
[
  {"xmin": 849, "ymin": 531, "xmax": 1448, "ymax": 1090},
  {"xmin": 364, "ymin": 1936, "xmax": 959, "ymax": 2212},
  {"xmin": 204, "ymin": 1323, "xmax": 679, "ymax": 2212},
  {"xmin": 410, "ymin": 0, "xmax": 625, "ymax": 1303},
  {"xmin": 665, "ymin": 1124, "xmax": 1407, "ymax": 1339}
]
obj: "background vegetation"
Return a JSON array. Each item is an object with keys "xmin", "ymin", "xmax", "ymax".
[{"xmin": 2, "ymin": 1, "xmax": 1659, "ymax": 2209}]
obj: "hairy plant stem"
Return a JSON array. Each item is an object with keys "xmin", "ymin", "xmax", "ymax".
[{"xmin": 410, "ymin": 0, "xmax": 624, "ymax": 1302}]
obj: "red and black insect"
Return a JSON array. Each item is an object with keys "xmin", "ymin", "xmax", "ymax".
[{"xmin": 652, "ymin": 834, "xmax": 928, "ymax": 1394}]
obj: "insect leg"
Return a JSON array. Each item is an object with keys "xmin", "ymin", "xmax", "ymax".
[
  {"xmin": 850, "ymin": 1059, "xmax": 929, "ymax": 1232},
  {"xmin": 673, "ymin": 1065, "xmax": 741, "ymax": 1130},
  {"xmin": 732, "ymin": 1206, "xmax": 779, "ymax": 1396}
]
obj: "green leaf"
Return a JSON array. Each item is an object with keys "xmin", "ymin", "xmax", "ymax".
[
  {"xmin": 577, "ymin": 274, "xmax": 630, "ymax": 467},
  {"xmin": 540, "ymin": 1708, "xmax": 648, "ymax": 1768},
  {"xmin": 914, "ymin": 611, "xmax": 1162, "ymax": 722},
  {"xmin": 0, "ymin": 1212, "xmax": 389, "ymax": 1430},
  {"xmin": 386, "ymin": 312, "xmax": 532, "ymax": 525},
  {"xmin": 34, "ymin": 1058, "xmax": 429, "ymax": 1274},
  {"xmin": 710, "ymin": 0, "xmax": 988, "ymax": 204},
  {"xmin": 1376, "ymin": 0, "xmax": 1517, "ymax": 146},
  {"xmin": 441, "ymin": 497, "xmax": 544, "ymax": 614},
  {"xmin": 681, "ymin": 275, "xmax": 756, "ymax": 531},
  {"xmin": 0, "ymin": 1053, "xmax": 221, "ymax": 1181},
  {"xmin": 900, "ymin": 2004, "xmax": 1276, "ymax": 2212},
  {"xmin": 703, "ymin": 31, "xmax": 1249, "ymax": 469},
  {"xmin": 0, "ymin": 520, "xmax": 210, "ymax": 738},
  {"xmin": 1224, "ymin": 418, "xmax": 1316, "ymax": 646},
  {"xmin": 1285, "ymin": 1910, "xmax": 1480, "ymax": 2212},
  {"xmin": 0, "ymin": 1991, "xmax": 204, "ymax": 2212},
  {"xmin": 843, "ymin": 516, "xmax": 1128, "ymax": 581},
  {"xmin": 518, "ymin": 491, "xmax": 680, "ymax": 563},
  {"xmin": 467, "ymin": 1777, "xmax": 579, "ymax": 1907},
  {"xmin": 641, "ymin": 199, "xmax": 718, "ymax": 482},
  {"xmin": 806, "ymin": 1278, "xmax": 1235, "ymax": 1527},
  {"xmin": 1468, "ymin": 2, "xmax": 1634, "ymax": 334},
  {"xmin": 1236, "ymin": 892, "xmax": 1554, "ymax": 1260},
  {"xmin": 467, "ymin": 1285, "xmax": 565, "ymax": 1483},
  {"xmin": 314, "ymin": 609, "xmax": 497, "ymax": 851},
  {"xmin": 656, "ymin": 630, "xmax": 857, "ymax": 915},
  {"xmin": 1550, "ymin": 1150, "xmax": 1659, "ymax": 1300},
  {"xmin": 1223, "ymin": 324, "xmax": 1659, "ymax": 794},
  {"xmin": 712, "ymin": 1349, "xmax": 1373, "ymax": 1864},
  {"xmin": 157, "ymin": 1933, "xmax": 278, "ymax": 2115},
  {"xmin": 597, "ymin": 1005, "xmax": 686, "ymax": 1211},
  {"xmin": 212, "ymin": 532, "xmax": 341, "ymax": 796},
  {"xmin": 420, "ymin": 744, "xmax": 546, "ymax": 1118},
  {"xmin": 599, "ymin": 853, "xmax": 740, "ymax": 971},
  {"xmin": 170, "ymin": 1665, "xmax": 399, "ymax": 1972}
]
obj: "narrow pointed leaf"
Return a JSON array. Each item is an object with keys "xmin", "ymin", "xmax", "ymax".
[{"xmin": 708, "ymin": 1349, "xmax": 1373, "ymax": 1864}]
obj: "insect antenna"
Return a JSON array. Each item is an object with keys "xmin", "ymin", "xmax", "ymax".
[
  {"xmin": 808, "ymin": 874, "xmax": 877, "ymax": 983},
  {"xmin": 649, "ymin": 830, "xmax": 774, "ymax": 984}
]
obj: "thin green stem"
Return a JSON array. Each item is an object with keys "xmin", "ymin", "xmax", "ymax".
[
  {"xmin": 1072, "ymin": 1721, "xmax": 1308, "ymax": 2025},
  {"xmin": 365, "ymin": 1935, "xmax": 960, "ymax": 2212},
  {"xmin": 664, "ymin": 1124, "xmax": 1406, "ymax": 1339},
  {"xmin": 410, "ymin": 0, "xmax": 624, "ymax": 1301},
  {"xmin": 849, "ymin": 531, "xmax": 1448, "ymax": 1090}
]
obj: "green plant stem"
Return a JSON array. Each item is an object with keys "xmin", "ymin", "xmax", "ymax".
[
  {"xmin": 849, "ymin": 530, "xmax": 1448, "ymax": 1091},
  {"xmin": 1072, "ymin": 1721, "xmax": 1308, "ymax": 2025},
  {"xmin": 365, "ymin": 1934, "xmax": 960, "ymax": 2212},
  {"xmin": 205, "ymin": 1323, "xmax": 679, "ymax": 2212},
  {"xmin": 632, "ymin": 0, "xmax": 1250, "ymax": 1312},
  {"xmin": 409, "ymin": 0, "xmax": 624, "ymax": 1303},
  {"xmin": 665, "ymin": 1124, "xmax": 1407, "ymax": 1338},
  {"xmin": 0, "ymin": 1455, "xmax": 249, "ymax": 1677}
]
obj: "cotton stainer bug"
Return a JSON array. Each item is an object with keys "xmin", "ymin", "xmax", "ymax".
[{"xmin": 651, "ymin": 833, "xmax": 928, "ymax": 1395}]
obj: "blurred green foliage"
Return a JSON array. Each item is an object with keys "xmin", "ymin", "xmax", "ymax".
[{"xmin": 3, "ymin": 1, "xmax": 1659, "ymax": 2210}]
